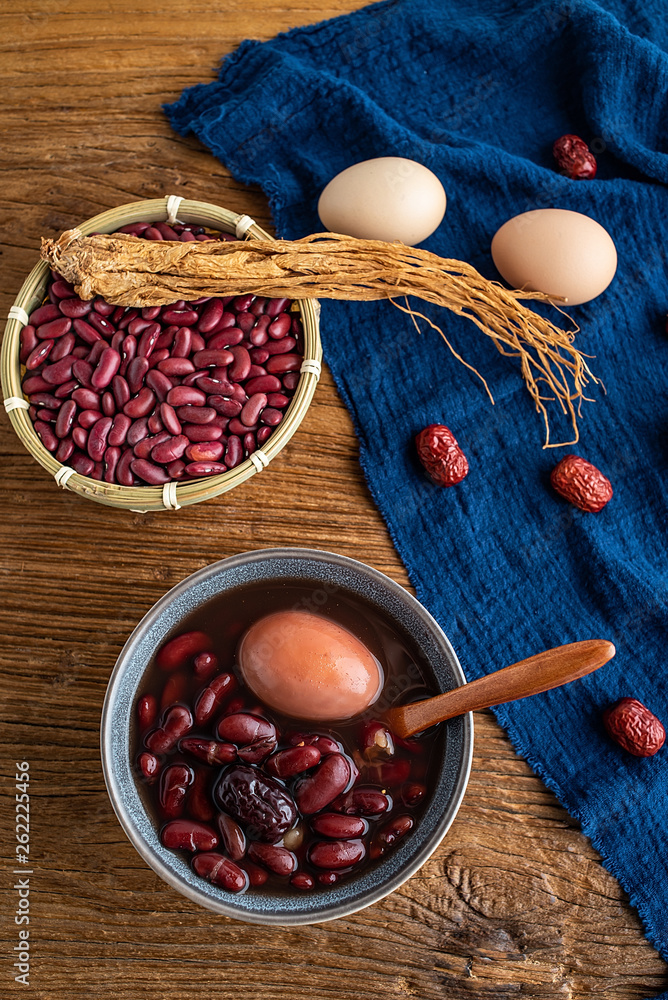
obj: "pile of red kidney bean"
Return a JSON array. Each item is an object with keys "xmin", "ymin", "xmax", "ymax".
[
  {"xmin": 136, "ymin": 629, "xmax": 429, "ymax": 894},
  {"xmin": 19, "ymin": 220, "xmax": 303, "ymax": 485}
]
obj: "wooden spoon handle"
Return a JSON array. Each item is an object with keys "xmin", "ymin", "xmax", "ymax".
[{"xmin": 385, "ymin": 639, "xmax": 615, "ymax": 739}]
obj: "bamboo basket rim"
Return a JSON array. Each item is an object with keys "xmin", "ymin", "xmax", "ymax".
[{"xmin": 1, "ymin": 196, "xmax": 322, "ymax": 512}]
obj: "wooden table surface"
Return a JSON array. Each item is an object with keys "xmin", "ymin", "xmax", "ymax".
[{"xmin": 1, "ymin": 3, "xmax": 666, "ymax": 998}]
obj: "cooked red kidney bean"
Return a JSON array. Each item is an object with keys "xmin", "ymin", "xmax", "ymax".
[
  {"xmin": 192, "ymin": 852, "xmax": 248, "ymax": 892},
  {"xmin": 217, "ymin": 713, "xmax": 277, "ymax": 748},
  {"xmin": 31, "ymin": 303, "xmax": 62, "ymax": 327},
  {"xmin": 401, "ymin": 782, "xmax": 426, "ymax": 807},
  {"xmin": 87, "ymin": 416, "xmax": 112, "ymax": 461},
  {"xmin": 332, "ymin": 786, "xmax": 392, "ymax": 816},
  {"xmin": 311, "ymin": 813, "xmax": 368, "ymax": 839},
  {"xmin": 179, "ymin": 737, "xmax": 237, "ymax": 766},
  {"xmin": 55, "ymin": 436, "xmax": 74, "ymax": 462},
  {"xmin": 91, "ymin": 348, "xmax": 121, "ymax": 389},
  {"xmin": 55, "ymin": 400, "xmax": 76, "ymax": 439},
  {"xmin": 126, "ymin": 356, "xmax": 150, "ymax": 394},
  {"xmin": 130, "ymin": 457, "xmax": 169, "ymax": 484},
  {"xmin": 244, "ymin": 374, "xmax": 282, "ymax": 395},
  {"xmin": 161, "ymin": 819, "xmax": 218, "ymax": 852},
  {"xmin": 295, "ymin": 754, "xmax": 351, "ymax": 815},
  {"xmin": 216, "ymin": 814, "xmax": 247, "ymax": 861},
  {"xmin": 184, "ymin": 460, "xmax": 227, "ymax": 477},
  {"xmin": 26, "ymin": 340, "xmax": 54, "ymax": 369},
  {"xmin": 159, "ymin": 764, "xmax": 193, "ymax": 819},
  {"xmin": 265, "ymin": 745, "xmax": 321, "ymax": 779},
  {"xmin": 248, "ymin": 843, "xmax": 297, "ymax": 876},
  {"xmin": 151, "ymin": 434, "xmax": 188, "ymax": 464},
  {"xmin": 43, "ymin": 357, "xmax": 75, "ymax": 385},
  {"xmin": 145, "ymin": 369, "xmax": 172, "ymax": 402},
  {"xmin": 72, "ymin": 426, "xmax": 88, "ymax": 451},
  {"xmin": 192, "ymin": 651, "xmax": 218, "ymax": 681},
  {"xmin": 166, "ymin": 385, "xmax": 206, "ymax": 407},
  {"xmin": 308, "ymin": 839, "xmax": 366, "ymax": 870},
  {"xmin": 145, "ymin": 704, "xmax": 193, "ymax": 753},
  {"xmin": 373, "ymin": 759, "xmax": 411, "ymax": 785},
  {"xmin": 138, "ymin": 751, "xmax": 161, "ymax": 783},
  {"xmin": 184, "ymin": 441, "xmax": 224, "ymax": 463},
  {"xmin": 194, "ymin": 672, "xmax": 237, "ymax": 725},
  {"xmin": 124, "ymin": 387, "xmax": 156, "ymax": 418},
  {"xmin": 157, "ymin": 630, "xmax": 211, "ymax": 672},
  {"xmin": 372, "ymin": 815, "xmax": 414, "ymax": 858},
  {"xmin": 137, "ymin": 693, "xmax": 158, "ymax": 732},
  {"xmin": 267, "ymin": 314, "xmax": 291, "ymax": 339},
  {"xmin": 187, "ymin": 767, "xmax": 215, "ymax": 822},
  {"xmin": 34, "ymin": 420, "xmax": 58, "ymax": 451},
  {"xmin": 289, "ymin": 872, "xmax": 314, "ymax": 891},
  {"xmin": 116, "ymin": 448, "xmax": 135, "ymax": 485},
  {"xmin": 159, "ymin": 671, "xmax": 188, "ymax": 711},
  {"xmin": 182, "ymin": 423, "xmax": 223, "ymax": 443}
]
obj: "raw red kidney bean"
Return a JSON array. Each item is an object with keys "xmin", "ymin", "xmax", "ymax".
[
  {"xmin": 111, "ymin": 330, "xmax": 125, "ymax": 354},
  {"xmin": 249, "ymin": 348, "xmax": 270, "ymax": 364},
  {"xmin": 223, "ymin": 435, "xmax": 243, "ymax": 469},
  {"xmin": 249, "ymin": 321, "xmax": 269, "ymax": 347},
  {"xmin": 265, "ymin": 745, "xmax": 321, "ymax": 779},
  {"xmin": 28, "ymin": 390, "xmax": 59, "ymax": 408},
  {"xmin": 101, "ymin": 391, "xmax": 116, "ymax": 417},
  {"xmin": 141, "ymin": 305, "xmax": 161, "ymax": 319},
  {"xmin": 197, "ymin": 298, "xmax": 224, "ymax": 333},
  {"xmin": 228, "ymin": 345, "xmax": 251, "ymax": 381},
  {"xmin": 160, "ymin": 819, "xmax": 218, "ymax": 852},
  {"xmin": 70, "ymin": 345, "xmax": 89, "ymax": 359},
  {"xmin": 20, "ymin": 325, "xmax": 39, "ymax": 363},
  {"xmin": 145, "ymin": 369, "xmax": 173, "ymax": 402},
  {"xmin": 59, "ymin": 297, "xmax": 92, "ymax": 318},
  {"xmin": 158, "ymin": 356, "xmax": 194, "ymax": 377},
  {"xmin": 192, "ymin": 852, "xmax": 248, "ymax": 892},
  {"xmin": 207, "ymin": 327, "xmax": 244, "ymax": 349},
  {"xmin": 214, "ymin": 765, "xmax": 297, "ymax": 843},
  {"xmin": 111, "ymin": 374, "xmax": 131, "ymax": 409},
  {"xmin": 116, "ymin": 448, "xmax": 135, "ymax": 485},
  {"xmin": 216, "ymin": 814, "xmax": 247, "ymax": 861},
  {"xmin": 228, "ymin": 418, "xmax": 254, "ymax": 437},
  {"xmin": 265, "ymin": 336, "xmax": 297, "ymax": 356},
  {"xmin": 131, "ymin": 457, "xmax": 170, "ymax": 484},
  {"xmin": 243, "ymin": 432, "xmax": 256, "ymax": 455},
  {"xmin": 247, "ymin": 364, "xmax": 267, "ymax": 379},
  {"xmin": 34, "ymin": 420, "xmax": 58, "ymax": 451},
  {"xmin": 72, "ymin": 318, "xmax": 102, "ymax": 346},
  {"xmin": 190, "ymin": 332, "xmax": 206, "ymax": 352},
  {"xmin": 148, "ymin": 348, "xmax": 170, "ymax": 369},
  {"xmin": 166, "ymin": 459, "xmax": 185, "ymax": 480},
  {"xmin": 159, "ymin": 403, "xmax": 182, "ymax": 435},
  {"xmin": 266, "ymin": 297, "xmax": 291, "ymax": 317},
  {"xmin": 282, "ymin": 372, "xmax": 300, "ymax": 391},
  {"xmin": 138, "ymin": 751, "xmax": 161, "ymax": 783},
  {"xmin": 244, "ymin": 374, "xmax": 282, "ymax": 395},
  {"xmin": 260, "ymin": 408, "xmax": 283, "ymax": 427},
  {"xmin": 138, "ymin": 323, "xmax": 161, "ymax": 358},
  {"xmin": 295, "ymin": 754, "xmax": 351, "ymax": 815},
  {"xmin": 87, "ymin": 312, "xmax": 115, "ymax": 338},
  {"xmin": 266, "ymin": 353, "xmax": 301, "ymax": 374},
  {"xmin": 50, "ymin": 279, "xmax": 74, "ymax": 298},
  {"xmin": 30, "ymin": 303, "xmax": 62, "ymax": 327},
  {"xmin": 161, "ymin": 307, "xmax": 199, "ymax": 326},
  {"xmin": 55, "ymin": 436, "xmax": 74, "ymax": 462},
  {"xmin": 187, "ymin": 767, "xmax": 215, "ymax": 822},
  {"xmin": 194, "ymin": 672, "xmax": 237, "ymax": 725},
  {"xmin": 117, "ymin": 222, "xmax": 150, "ymax": 235},
  {"xmin": 267, "ymin": 314, "xmax": 291, "ymax": 339},
  {"xmin": 145, "ymin": 704, "xmax": 193, "ymax": 753},
  {"xmin": 235, "ymin": 312, "xmax": 254, "ymax": 333},
  {"xmin": 167, "ymin": 385, "xmax": 206, "ymax": 407},
  {"xmin": 119, "ymin": 335, "xmax": 137, "ymax": 375},
  {"xmin": 209, "ymin": 310, "xmax": 237, "ymax": 332},
  {"xmin": 126, "ymin": 416, "xmax": 149, "ymax": 446},
  {"xmin": 87, "ymin": 416, "xmax": 112, "ymax": 461},
  {"xmin": 248, "ymin": 843, "xmax": 297, "ymax": 876},
  {"xmin": 182, "ymin": 368, "xmax": 210, "ymax": 387},
  {"xmin": 137, "ymin": 694, "xmax": 158, "ymax": 731},
  {"xmin": 70, "ymin": 451, "xmax": 94, "ymax": 476},
  {"xmin": 185, "ymin": 461, "xmax": 227, "ymax": 477},
  {"xmin": 179, "ymin": 737, "xmax": 237, "ymax": 766},
  {"xmin": 332, "ymin": 786, "xmax": 392, "ymax": 816},
  {"xmin": 55, "ymin": 400, "xmax": 76, "ymax": 439},
  {"xmin": 159, "ymin": 764, "xmax": 193, "ymax": 818},
  {"xmin": 124, "ymin": 316, "xmax": 147, "ymax": 337},
  {"xmin": 193, "ymin": 651, "xmax": 218, "ymax": 681},
  {"xmin": 256, "ymin": 426, "xmax": 272, "ymax": 446},
  {"xmin": 311, "ymin": 814, "xmax": 368, "ymax": 839},
  {"xmin": 185, "ymin": 441, "xmax": 224, "ymax": 462},
  {"xmin": 26, "ymin": 340, "xmax": 54, "ymax": 369},
  {"xmin": 43, "ymin": 357, "xmax": 75, "ymax": 385},
  {"xmin": 176, "ymin": 405, "xmax": 215, "ymax": 425},
  {"xmin": 36, "ymin": 408, "xmax": 57, "ymax": 423},
  {"xmin": 308, "ymin": 839, "xmax": 366, "ymax": 870},
  {"xmin": 151, "ymin": 434, "xmax": 188, "ymax": 464},
  {"xmin": 240, "ymin": 393, "xmax": 267, "ymax": 427},
  {"xmin": 72, "ymin": 426, "xmax": 88, "ymax": 451},
  {"xmin": 72, "ymin": 359, "xmax": 94, "ymax": 387},
  {"xmin": 172, "ymin": 327, "xmax": 192, "ymax": 357},
  {"xmin": 50, "ymin": 331, "xmax": 76, "ymax": 362},
  {"xmin": 126, "ymin": 356, "xmax": 150, "ymax": 394},
  {"xmin": 192, "ymin": 348, "xmax": 234, "ymax": 368},
  {"xmin": 124, "ymin": 387, "xmax": 156, "ymax": 418},
  {"xmin": 265, "ymin": 393, "xmax": 289, "ymax": 409},
  {"xmin": 93, "ymin": 298, "xmax": 115, "ymax": 317},
  {"xmin": 207, "ymin": 396, "xmax": 242, "ymax": 417},
  {"xmin": 157, "ymin": 630, "xmax": 212, "ymax": 672},
  {"xmin": 182, "ymin": 423, "xmax": 223, "ymax": 442}
]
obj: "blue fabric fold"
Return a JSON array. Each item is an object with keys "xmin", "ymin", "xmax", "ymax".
[{"xmin": 166, "ymin": 0, "xmax": 668, "ymax": 981}]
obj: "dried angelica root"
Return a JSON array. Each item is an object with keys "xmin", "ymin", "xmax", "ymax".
[{"xmin": 41, "ymin": 229, "xmax": 597, "ymax": 446}]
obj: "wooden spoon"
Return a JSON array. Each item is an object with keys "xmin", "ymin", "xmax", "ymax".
[{"xmin": 384, "ymin": 639, "xmax": 615, "ymax": 738}]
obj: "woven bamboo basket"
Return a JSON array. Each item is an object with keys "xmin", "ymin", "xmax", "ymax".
[{"xmin": 1, "ymin": 196, "xmax": 322, "ymax": 511}]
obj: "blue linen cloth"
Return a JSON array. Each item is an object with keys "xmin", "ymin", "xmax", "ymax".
[{"xmin": 166, "ymin": 0, "xmax": 668, "ymax": 975}]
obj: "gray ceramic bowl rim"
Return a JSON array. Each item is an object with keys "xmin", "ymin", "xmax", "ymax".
[{"xmin": 101, "ymin": 547, "xmax": 473, "ymax": 924}]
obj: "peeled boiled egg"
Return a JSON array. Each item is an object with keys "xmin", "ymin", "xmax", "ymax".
[
  {"xmin": 491, "ymin": 209, "xmax": 617, "ymax": 305},
  {"xmin": 317, "ymin": 156, "xmax": 446, "ymax": 245},
  {"xmin": 237, "ymin": 610, "xmax": 384, "ymax": 721}
]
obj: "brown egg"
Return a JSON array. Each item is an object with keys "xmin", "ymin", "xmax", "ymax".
[
  {"xmin": 491, "ymin": 209, "xmax": 617, "ymax": 305},
  {"xmin": 237, "ymin": 610, "xmax": 384, "ymax": 721}
]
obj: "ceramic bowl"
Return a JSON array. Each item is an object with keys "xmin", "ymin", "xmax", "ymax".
[{"xmin": 101, "ymin": 547, "xmax": 473, "ymax": 924}]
